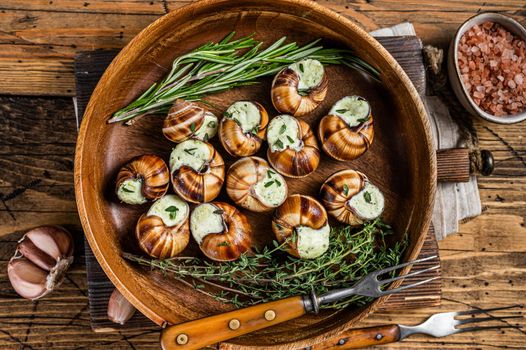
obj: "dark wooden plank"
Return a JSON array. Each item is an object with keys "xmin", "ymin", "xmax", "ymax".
[{"xmin": 74, "ymin": 36, "xmax": 441, "ymax": 332}]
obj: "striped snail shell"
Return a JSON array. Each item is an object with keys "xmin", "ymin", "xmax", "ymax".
[
  {"xmin": 318, "ymin": 96, "xmax": 374, "ymax": 161},
  {"xmin": 115, "ymin": 154, "xmax": 170, "ymax": 205},
  {"xmin": 190, "ymin": 202, "xmax": 252, "ymax": 262},
  {"xmin": 266, "ymin": 115, "xmax": 320, "ymax": 178},
  {"xmin": 219, "ymin": 101, "xmax": 269, "ymax": 157},
  {"xmin": 170, "ymin": 140, "xmax": 225, "ymax": 204},
  {"xmin": 135, "ymin": 195, "xmax": 190, "ymax": 259},
  {"xmin": 226, "ymin": 156, "xmax": 288, "ymax": 212},
  {"xmin": 163, "ymin": 99, "xmax": 218, "ymax": 143},
  {"xmin": 272, "ymin": 195, "xmax": 330, "ymax": 259},
  {"xmin": 271, "ymin": 59, "xmax": 328, "ymax": 117},
  {"xmin": 320, "ymin": 169, "xmax": 385, "ymax": 226}
]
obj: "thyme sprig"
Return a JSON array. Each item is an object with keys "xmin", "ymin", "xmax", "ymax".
[
  {"xmin": 124, "ymin": 219, "xmax": 405, "ymax": 309},
  {"xmin": 109, "ymin": 32, "xmax": 380, "ymax": 124}
]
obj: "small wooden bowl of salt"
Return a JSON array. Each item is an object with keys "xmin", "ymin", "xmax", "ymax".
[{"xmin": 448, "ymin": 12, "xmax": 526, "ymax": 124}]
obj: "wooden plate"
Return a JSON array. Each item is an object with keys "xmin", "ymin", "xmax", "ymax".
[{"xmin": 74, "ymin": 0, "xmax": 436, "ymax": 348}]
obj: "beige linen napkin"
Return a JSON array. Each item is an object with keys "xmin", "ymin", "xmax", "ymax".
[{"xmin": 371, "ymin": 23, "xmax": 482, "ymax": 240}]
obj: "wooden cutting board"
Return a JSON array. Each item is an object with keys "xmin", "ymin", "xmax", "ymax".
[{"xmin": 74, "ymin": 36, "xmax": 441, "ymax": 332}]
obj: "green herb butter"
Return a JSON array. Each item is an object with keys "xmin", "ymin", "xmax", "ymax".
[
  {"xmin": 224, "ymin": 101, "xmax": 261, "ymax": 134},
  {"xmin": 170, "ymin": 139, "xmax": 210, "ymax": 173},
  {"xmin": 296, "ymin": 223, "xmax": 330, "ymax": 259},
  {"xmin": 117, "ymin": 178, "xmax": 147, "ymax": 205},
  {"xmin": 289, "ymin": 59, "xmax": 325, "ymax": 91},
  {"xmin": 147, "ymin": 194, "xmax": 189, "ymax": 227},
  {"xmin": 193, "ymin": 111, "xmax": 218, "ymax": 141},
  {"xmin": 267, "ymin": 115, "xmax": 303, "ymax": 152},
  {"xmin": 330, "ymin": 96, "xmax": 370, "ymax": 128},
  {"xmin": 190, "ymin": 203, "xmax": 225, "ymax": 245},
  {"xmin": 347, "ymin": 182, "xmax": 384, "ymax": 221},
  {"xmin": 253, "ymin": 169, "xmax": 287, "ymax": 207}
]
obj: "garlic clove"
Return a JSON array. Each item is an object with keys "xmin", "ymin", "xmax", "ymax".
[
  {"xmin": 7, "ymin": 226, "xmax": 74, "ymax": 300},
  {"xmin": 107, "ymin": 288, "xmax": 136, "ymax": 325},
  {"xmin": 7, "ymin": 257, "xmax": 50, "ymax": 300}
]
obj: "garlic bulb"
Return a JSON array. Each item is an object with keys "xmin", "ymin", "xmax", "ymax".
[
  {"xmin": 320, "ymin": 169, "xmax": 384, "ymax": 225},
  {"xmin": 190, "ymin": 202, "xmax": 252, "ymax": 261},
  {"xmin": 107, "ymin": 288, "xmax": 136, "ymax": 325},
  {"xmin": 218, "ymin": 101, "xmax": 269, "ymax": 157},
  {"xmin": 163, "ymin": 99, "xmax": 219, "ymax": 143},
  {"xmin": 271, "ymin": 59, "xmax": 328, "ymax": 117},
  {"xmin": 115, "ymin": 154, "xmax": 170, "ymax": 205},
  {"xmin": 169, "ymin": 139, "xmax": 225, "ymax": 203},
  {"xmin": 272, "ymin": 195, "xmax": 330, "ymax": 259},
  {"xmin": 318, "ymin": 96, "xmax": 374, "ymax": 161},
  {"xmin": 226, "ymin": 156, "xmax": 288, "ymax": 212},
  {"xmin": 266, "ymin": 115, "xmax": 320, "ymax": 178},
  {"xmin": 7, "ymin": 226, "xmax": 74, "ymax": 300},
  {"xmin": 136, "ymin": 194, "xmax": 190, "ymax": 259}
]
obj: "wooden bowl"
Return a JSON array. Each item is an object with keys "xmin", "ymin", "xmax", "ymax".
[{"xmin": 74, "ymin": 0, "xmax": 436, "ymax": 348}]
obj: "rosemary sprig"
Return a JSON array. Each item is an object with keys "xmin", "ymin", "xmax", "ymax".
[
  {"xmin": 123, "ymin": 219, "xmax": 406, "ymax": 309},
  {"xmin": 109, "ymin": 32, "xmax": 380, "ymax": 124}
]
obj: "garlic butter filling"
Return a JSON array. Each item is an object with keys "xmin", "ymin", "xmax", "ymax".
[
  {"xmin": 330, "ymin": 96, "xmax": 371, "ymax": 128},
  {"xmin": 267, "ymin": 115, "xmax": 303, "ymax": 152},
  {"xmin": 347, "ymin": 182, "xmax": 384, "ymax": 220},
  {"xmin": 295, "ymin": 223, "xmax": 330, "ymax": 259},
  {"xmin": 193, "ymin": 111, "xmax": 218, "ymax": 141},
  {"xmin": 117, "ymin": 178, "xmax": 147, "ymax": 205},
  {"xmin": 190, "ymin": 203, "xmax": 225, "ymax": 245},
  {"xmin": 289, "ymin": 59, "xmax": 325, "ymax": 91},
  {"xmin": 147, "ymin": 194, "xmax": 189, "ymax": 227},
  {"xmin": 224, "ymin": 101, "xmax": 261, "ymax": 134},
  {"xmin": 253, "ymin": 169, "xmax": 287, "ymax": 207},
  {"xmin": 170, "ymin": 139, "xmax": 211, "ymax": 173}
]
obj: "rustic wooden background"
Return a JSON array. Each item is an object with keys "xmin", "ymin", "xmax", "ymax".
[{"xmin": 0, "ymin": 0, "xmax": 525, "ymax": 349}]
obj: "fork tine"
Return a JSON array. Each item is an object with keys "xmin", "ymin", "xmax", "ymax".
[
  {"xmin": 456, "ymin": 325, "xmax": 522, "ymax": 334},
  {"xmin": 373, "ymin": 255, "xmax": 438, "ymax": 277},
  {"xmin": 379, "ymin": 265, "xmax": 440, "ymax": 285},
  {"xmin": 456, "ymin": 304, "xmax": 524, "ymax": 316},
  {"xmin": 457, "ymin": 315, "xmax": 524, "ymax": 326},
  {"xmin": 379, "ymin": 276, "xmax": 439, "ymax": 295}
]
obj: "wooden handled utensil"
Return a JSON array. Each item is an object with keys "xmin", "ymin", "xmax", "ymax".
[
  {"xmin": 160, "ymin": 256, "xmax": 439, "ymax": 350},
  {"xmin": 309, "ymin": 305, "xmax": 523, "ymax": 349},
  {"xmin": 436, "ymin": 148, "xmax": 494, "ymax": 183}
]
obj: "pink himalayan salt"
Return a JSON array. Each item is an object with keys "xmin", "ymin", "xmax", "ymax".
[{"xmin": 458, "ymin": 21, "xmax": 526, "ymax": 116}]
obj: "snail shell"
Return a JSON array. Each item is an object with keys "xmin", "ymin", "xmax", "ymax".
[
  {"xmin": 320, "ymin": 169, "xmax": 385, "ymax": 226},
  {"xmin": 135, "ymin": 194, "xmax": 190, "ymax": 259},
  {"xmin": 271, "ymin": 194, "xmax": 330, "ymax": 259},
  {"xmin": 115, "ymin": 154, "xmax": 170, "ymax": 205},
  {"xmin": 163, "ymin": 99, "xmax": 218, "ymax": 143},
  {"xmin": 226, "ymin": 156, "xmax": 288, "ymax": 212},
  {"xmin": 219, "ymin": 101, "xmax": 269, "ymax": 157},
  {"xmin": 170, "ymin": 139, "xmax": 225, "ymax": 203},
  {"xmin": 318, "ymin": 96, "xmax": 374, "ymax": 161},
  {"xmin": 266, "ymin": 115, "xmax": 320, "ymax": 178},
  {"xmin": 190, "ymin": 202, "xmax": 252, "ymax": 261},
  {"xmin": 271, "ymin": 59, "xmax": 328, "ymax": 117}
]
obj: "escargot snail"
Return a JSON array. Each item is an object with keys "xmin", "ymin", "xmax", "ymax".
[
  {"xmin": 226, "ymin": 156, "xmax": 288, "ymax": 212},
  {"xmin": 271, "ymin": 58, "xmax": 328, "ymax": 117},
  {"xmin": 163, "ymin": 99, "xmax": 219, "ymax": 143},
  {"xmin": 136, "ymin": 194, "xmax": 190, "ymax": 259},
  {"xmin": 115, "ymin": 154, "xmax": 170, "ymax": 205},
  {"xmin": 320, "ymin": 169, "xmax": 384, "ymax": 226},
  {"xmin": 318, "ymin": 96, "xmax": 374, "ymax": 161},
  {"xmin": 169, "ymin": 139, "xmax": 225, "ymax": 203},
  {"xmin": 266, "ymin": 115, "xmax": 320, "ymax": 178},
  {"xmin": 219, "ymin": 101, "xmax": 269, "ymax": 157},
  {"xmin": 272, "ymin": 194, "xmax": 330, "ymax": 259},
  {"xmin": 190, "ymin": 202, "xmax": 252, "ymax": 261}
]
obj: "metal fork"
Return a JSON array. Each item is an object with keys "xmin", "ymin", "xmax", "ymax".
[
  {"xmin": 305, "ymin": 255, "xmax": 440, "ymax": 313},
  {"xmin": 311, "ymin": 305, "xmax": 524, "ymax": 349}
]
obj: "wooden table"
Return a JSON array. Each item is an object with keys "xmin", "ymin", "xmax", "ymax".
[{"xmin": 0, "ymin": 1, "xmax": 525, "ymax": 349}]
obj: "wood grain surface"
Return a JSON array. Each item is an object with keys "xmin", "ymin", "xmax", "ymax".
[{"xmin": 0, "ymin": 1, "xmax": 525, "ymax": 349}]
